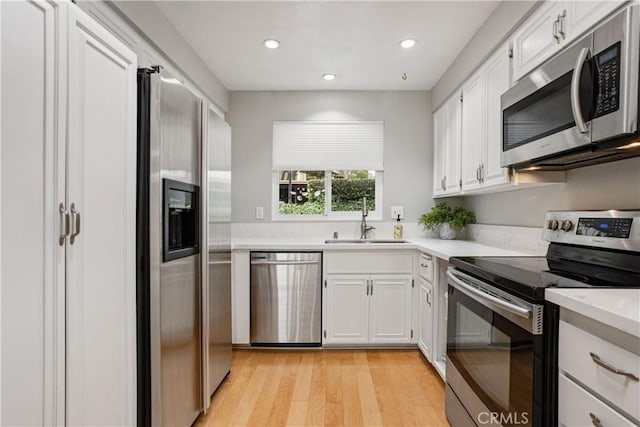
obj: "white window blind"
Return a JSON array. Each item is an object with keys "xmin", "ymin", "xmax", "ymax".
[{"xmin": 272, "ymin": 121, "xmax": 384, "ymax": 170}]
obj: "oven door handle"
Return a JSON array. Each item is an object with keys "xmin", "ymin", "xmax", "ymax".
[
  {"xmin": 571, "ymin": 47, "xmax": 591, "ymax": 134},
  {"xmin": 447, "ymin": 271, "xmax": 532, "ymax": 319}
]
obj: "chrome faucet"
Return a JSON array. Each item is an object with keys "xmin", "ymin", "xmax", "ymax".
[{"xmin": 360, "ymin": 196, "xmax": 376, "ymax": 239}]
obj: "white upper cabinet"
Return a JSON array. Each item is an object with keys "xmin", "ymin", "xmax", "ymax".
[
  {"xmin": 566, "ymin": 1, "xmax": 626, "ymax": 43},
  {"xmin": 512, "ymin": 1, "xmax": 563, "ymax": 81},
  {"xmin": 482, "ymin": 44, "xmax": 512, "ymax": 188},
  {"xmin": 460, "ymin": 44, "xmax": 512, "ymax": 193},
  {"xmin": 460, "ymin": 70, "xmax": 486, "ymax": 193},
  {"xmin": 433, "ymin": 93, "xmax": 462, "ymax": 198},
  {"xmin": 512, "ymin": 0, "xmax": 626, "ymax": 81}
]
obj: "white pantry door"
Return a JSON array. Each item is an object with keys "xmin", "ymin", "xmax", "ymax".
[
  {"xmin": 65, "ymin": 5, "xmax": 137, "ymax": 426},
  {"xmin": 1, "ymin": 1, "xmax": 65, "ymax": 425}
]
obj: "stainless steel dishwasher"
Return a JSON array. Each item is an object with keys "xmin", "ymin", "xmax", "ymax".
[{"xmin": 250, "ymin": 252, "xmax": 322, "ymax": 346}]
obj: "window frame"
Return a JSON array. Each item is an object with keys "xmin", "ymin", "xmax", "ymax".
[{"xmin": 272, "ymin": 170, "xmax": 383, "ymax": 221}]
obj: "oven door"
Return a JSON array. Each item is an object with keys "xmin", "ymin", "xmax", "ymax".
[{"xmin": 445, "ymin": 269, "xmax": 544, "ymax": 427}]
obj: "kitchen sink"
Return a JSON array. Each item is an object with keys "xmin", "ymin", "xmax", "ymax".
[{"xmin": 324, "ymin": 239, "xmax": 409, "ymax": 244}]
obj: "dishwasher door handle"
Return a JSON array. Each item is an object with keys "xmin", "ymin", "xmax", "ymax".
[
  {"xmin": 250, "ymin": 260, "xmax": 321, "ymax": 266},
  {"xmin": 208, "ymin": 260, "xmax": 232, "ymax": 265}
]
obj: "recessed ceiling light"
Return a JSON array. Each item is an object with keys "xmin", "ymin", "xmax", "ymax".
[
  {"xmin": 263, "ymin": 39, "xmax": 280, "ymax": 49},
  {"xmin": 400, "ymin": 38, "xmax": 417, "ymax": 49},
  {"xmin": 323, "ymin": 73, "xmax": 336, "ymax": 81}
]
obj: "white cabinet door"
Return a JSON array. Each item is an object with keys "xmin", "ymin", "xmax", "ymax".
[
  {"xmin": 482, "ymin": 45, "xmax": 512, "ymax": 188},
  {"xmin": 66, "ymin": 6, "xmax": 137, "ymax": 426},
  {"xmin": 1, "ymin": 1, "xmax": 64, "ymax": 425},
  {"xmin": 369, "ymin": 275, "xmax": 413, "ymax": 343},
  {"xmin": 324, "ymin": 276, "xmax": 369, "ymax": 344},
  {"xmin": 460, "ymin": 72, "xmax": 485, "ymax": 192},
  {"xmin": 433, "ymin": 93, "xmax": 462, "ymax": 197},
  {"xmin": 566, "ymin": 1, "xmax": 625, "ymax": 43},
  {"xmin": 444, "ymin": 95, "xmax": 462, "ymax": 195},
  {"xmin": 512, "ymin": 1, "xmax": 563, "ymax": 81},
  {"xmin": 432, "ymin": 105, "xmax": 447, "ymax": 197},
  {"xmin": 418, "ymin": 280, "xmax": 434, "ymax": 362}
]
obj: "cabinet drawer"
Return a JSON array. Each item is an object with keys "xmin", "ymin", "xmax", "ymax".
[
  {"xmin": 559, "ymin": 320, "xmax": 640, "ymax": 420},
  {"xmin": 324, "ymin": 252, "xmax": 413, "ymax": 274},
  {"xmin": 558, "ymin": 373, "xmax": 636, "ymax": 427},
  {"xmin": 418, "ymin": 253, "xmax": 433, "ymax": 282}
]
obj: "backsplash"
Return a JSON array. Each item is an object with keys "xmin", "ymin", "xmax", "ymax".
[
  {"xmin": 466, "ymin": 224, "xmax": 548, "ymax": 255},
  {"xmin": 231, "ymin": 221, "xmax": 423, "ymax": 240},
  {"xmin": 231, "ymin": 222, "xmax": 548, "ymax": 255}
]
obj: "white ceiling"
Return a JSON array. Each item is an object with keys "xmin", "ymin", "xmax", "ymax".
[{"xmin": 155, "ymin": 1, "xmax": 500, "ymax": 91}]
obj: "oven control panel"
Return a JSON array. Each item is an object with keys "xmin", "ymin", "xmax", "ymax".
[{"xmin": 543, "ymin": 210, "xmax": 640, "ymax": 252}]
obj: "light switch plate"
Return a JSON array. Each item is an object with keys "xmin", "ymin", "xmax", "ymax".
[
  {"xmin": 255, "ymin": 206, "xmax": 264, "ymax": 219},
  {"xmin": 391, "ymin": 206, "xmax": 404, "ymax": 220}
]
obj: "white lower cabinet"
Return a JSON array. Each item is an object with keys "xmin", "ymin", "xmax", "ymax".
[
  {"xmin": 1, "ymin": 1, "xmax": 137, "ymax": 425},
  {"xmin": 324, "ymin": 275, "xmax": 370, "ymax": 344},
  {"xmin": 369, "ymin": 276, "xmax": 414, "ymax": 343},
  {"xmin": 324, "ymin": 274, "xmax": 413, "ymax": 344},
  {"xmin": 323, "ymin": 251, "xmax": 415, "ymax": 345},
  {"xmin": 558, "ymin": 314, "xmax": 640, "ymax": 426},
  {"xmin": 558, "ymin": 374, "xmax": 636, "ymax": 427},
  {"xmin": 418, "ymin": 278, "xmax": 434, "ymax": 362}
]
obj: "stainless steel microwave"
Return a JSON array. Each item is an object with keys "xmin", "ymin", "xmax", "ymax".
[{"xmin": 501, "ymin": 5, "xmax": 640, "ymax": 170}]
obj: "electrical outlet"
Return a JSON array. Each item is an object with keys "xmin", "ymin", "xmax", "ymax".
[
  {"xmin": 255, "ymin": 206, "xmax": 264, "ymax": 220},
  {"xmin": 391, "ymin": 206, "xmax": 404, "ymax": 220}
]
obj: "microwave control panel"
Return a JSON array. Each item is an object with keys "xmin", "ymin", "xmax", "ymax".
[{"xmin": 594, "ymin": 42, "xmax": 621, "ymax": 119}]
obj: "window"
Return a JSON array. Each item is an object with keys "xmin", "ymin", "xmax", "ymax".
[
  {"xmin": 276, "ymin": 169, "xmax": 382, "ymax": 217},
  {"xmin": 272, "ymin": 121, "xmax": 384, "ymax": 219}
]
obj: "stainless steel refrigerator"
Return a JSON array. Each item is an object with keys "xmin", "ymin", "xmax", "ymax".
[
  {"xmin": 136, "ymin": 67, "xmax": 231, "ymax": 427},
  {"xmin": 205, "ymin": 109, "xmax": 232, "ymax": 397}
]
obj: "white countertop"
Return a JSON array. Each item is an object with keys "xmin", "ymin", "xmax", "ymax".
[
  {"xmin": 231, "ymin": 237, "xmax": 530, "ymax": 260},
  {"xmin": 546, "ymin": 288, "xmax": 640, "ymax": 337}
]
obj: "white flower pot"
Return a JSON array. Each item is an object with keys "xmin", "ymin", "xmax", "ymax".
[{"xmin": 438, "ymin": 223, "xmax": 457, "ymax": 240}]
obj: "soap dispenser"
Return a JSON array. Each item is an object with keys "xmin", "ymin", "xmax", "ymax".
[{"xmin": 393, "ymin": 214, "xmax": 403, "ymax": 239}]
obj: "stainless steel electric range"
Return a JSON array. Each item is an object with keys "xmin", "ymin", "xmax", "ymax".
[{"xmin": 445, "ymin": 210, "xmax": 640, "ymax": 427}]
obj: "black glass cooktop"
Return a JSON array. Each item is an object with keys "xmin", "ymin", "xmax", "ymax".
[{"xmin": 450, "ymin": 249, "xmax": 640, "ymax": 302}]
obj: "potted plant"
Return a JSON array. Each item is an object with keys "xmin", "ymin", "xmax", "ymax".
[{"xmin": 418, "ymin": 202, "xmax": 476, "ymax": 240}]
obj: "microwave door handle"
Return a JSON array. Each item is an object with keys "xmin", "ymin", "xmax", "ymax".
[{"xmin": 571, "ymin": 47, "xmax": 591, "ymax": 134}]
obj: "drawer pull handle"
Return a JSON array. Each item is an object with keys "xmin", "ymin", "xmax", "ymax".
[
  {"xmin": 589, "ymin": 352, "xmax": 639, "ymax": 382},
  {"xmin": 589, "ymin": 412, "xmax": 602, "ymax": 427}
]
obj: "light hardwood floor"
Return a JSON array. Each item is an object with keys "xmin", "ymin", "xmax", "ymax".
[{"xmin": 195, "ymin": 349, "xmax": 450, "ymax": 427}]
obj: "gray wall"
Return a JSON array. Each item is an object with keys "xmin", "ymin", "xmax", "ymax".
[
  {"xmin": 432, "ymin": 1, "xmax": 538, "ymax": 109},
  {"xmin": 464, "ymin": 158, "xmax": 640, "ymax": 227},
  {"xmin": 227, "ymin": 91, "xmax": 433, "ymax": 223}
]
